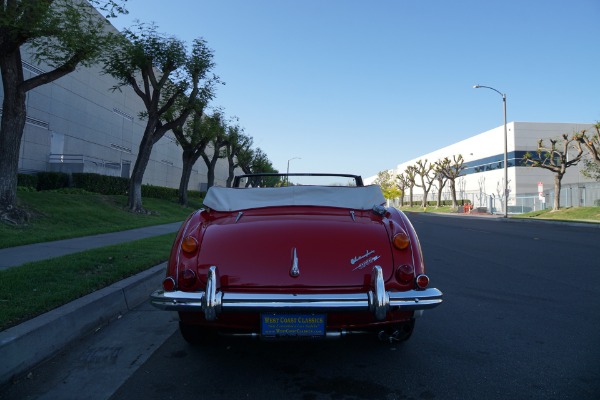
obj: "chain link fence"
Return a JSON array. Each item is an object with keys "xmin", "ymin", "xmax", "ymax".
[{"xmin": 394, "ymin": 182, "xmax": 600, "ymax": 214}]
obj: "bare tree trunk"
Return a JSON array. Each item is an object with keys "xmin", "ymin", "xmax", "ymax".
[
  {"xmin": 0, "ymin": 51, "xmax": 28, "ymax": 223},
  {"xmin": 226, "ymin": 154, "xmax": 238, "ymax": 187},
  {"xmin": 553, "ymin": 173, "xmax": 563, "ymax": 211},
  {"xmin": 128, "ymin": 126, "xmax": 156, "ymax": 213},
  {"xmin": 178, "ymin": 149, "xmax": 202, "ymax": 206},
  {"xmin": 421, "ymin": 188, "xmax": 430, "ymax": 208},
  {"xmin": 449, "ymin": 180, "xmax": 458, "ymax": 208},
  {"xmin": 207, "ymin": 159, "xmax": 217, "ymax": 188},
  {"xmin": 202, "ymin": 150, "xmax": 221, "ymax": 189}
]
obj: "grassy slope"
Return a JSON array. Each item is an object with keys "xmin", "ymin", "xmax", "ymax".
[
  {"xmin": 0, "ymin": 191, "xmax": 203, "ymax": 330},
  {"xmin": 0, "ymin": 191, "xmax": 202, "ymax": 248},
  {"xmin": 0, "ymin": 234, "xmax": 174, "ymax": 330}
]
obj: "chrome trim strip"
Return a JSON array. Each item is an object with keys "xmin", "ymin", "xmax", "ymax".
[{"xmin": 150, "ymin": 265, "xmax": 443, "ymax": 320}]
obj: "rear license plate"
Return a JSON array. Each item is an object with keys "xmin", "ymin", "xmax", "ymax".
[{"xmin": 261, "ymin": 313, "xmax": 326, "ymax": 337}]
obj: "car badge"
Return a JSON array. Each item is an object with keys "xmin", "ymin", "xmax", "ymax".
[
  {"xmin": 290, "ymin": 248, "xmax": 300, "ymax": 277},
  {"xmin": 351, "ymin": 250, "xmax": 375, "ymax": 265},
  {"xmin": 351, "ymin": 250, "xmax": 381, "ymax": 271}
]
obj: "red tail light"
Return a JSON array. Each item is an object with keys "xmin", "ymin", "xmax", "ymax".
[
  {"xmin": 416, "ymin": 274, "xmax": 430, "ymax": 289},
  {"xmin": 180, "ymin": 269, "xmax": 197, "ymax": 289},
  {"xmin": 162, "ymin": 277, "xmax": 176, "ymax": 292},
  {"xmin": 396, "ymin": 265, "xmax": 415, "ymax": 284}
]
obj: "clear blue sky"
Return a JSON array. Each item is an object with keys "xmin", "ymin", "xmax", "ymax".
[{"xmin": 109, "ymin": 0, "xmax": 600, "ymax": 179}]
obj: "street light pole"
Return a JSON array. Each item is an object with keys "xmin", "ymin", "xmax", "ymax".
[
  {"xmin": 473, "ymin": 84, "xmax": 508, "ymax": 218},
  {"xmin": 286, "ymin": 157, "xmax": 300, "ymax": 185}
]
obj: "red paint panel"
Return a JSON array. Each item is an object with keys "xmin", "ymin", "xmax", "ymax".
[{"xmin": 197, "ymin": 213, "xmax": 394, "ymax": 289}]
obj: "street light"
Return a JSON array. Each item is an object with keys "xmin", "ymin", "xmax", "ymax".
[
  {"xmin": 473, "ymin": 84, "xmax": 508, "ymax": 218},
  {"xmin": 286, "ymin": 157, "xmax": 301, "ymax": 185}
]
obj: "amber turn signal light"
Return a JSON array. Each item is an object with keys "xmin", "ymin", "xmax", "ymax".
[
  {"xmin": 181, "ymin": 236, "xmax": 198, "ymax": 254},
  {"xmin": 393, "ymin": 232, "xmax": 410, "ymax": 250}
]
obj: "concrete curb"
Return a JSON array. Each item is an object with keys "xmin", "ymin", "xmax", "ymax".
[{"xmin": 0, "ymin": 262, "xmax": 167, "ymax": 384}]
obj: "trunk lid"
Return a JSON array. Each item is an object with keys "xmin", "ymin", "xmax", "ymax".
[{"xmin": 197, "ymin": 210, "xmax": 394, "ymax": 289}]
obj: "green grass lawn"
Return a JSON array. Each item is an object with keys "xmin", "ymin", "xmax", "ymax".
[
  {"xmin": 0, "ymin": 191, "xmax": 203, "ymax": 331},
  {"xmin": 0, "ymin": 233, "xmax": 174, "ymax": 331},
  {"xmin": 0, "ymin": 191, "xmax": 202, "ymax": 248},
  {"xmin": 514, "ymin": 206, "xmax": 600, "ymax": 223}
]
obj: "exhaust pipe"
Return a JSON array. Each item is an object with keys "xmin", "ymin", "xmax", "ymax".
[{"xmin": 378, "ymin": 321, "xmax": 414, "ymax": 343}]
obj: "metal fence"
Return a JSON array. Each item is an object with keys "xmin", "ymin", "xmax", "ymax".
[{"xmin": 395, "ymin": 181, "xmax": 600, "ymax": 214}]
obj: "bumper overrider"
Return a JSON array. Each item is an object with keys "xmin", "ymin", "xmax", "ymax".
[{"xmin": 150, "ymin": 265, "xmax": 443, "ymax": 321}]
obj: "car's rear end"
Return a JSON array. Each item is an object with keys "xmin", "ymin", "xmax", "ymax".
[{"xmin": 151, "ymin": 178, "xmax": 442, "ymax": 343}]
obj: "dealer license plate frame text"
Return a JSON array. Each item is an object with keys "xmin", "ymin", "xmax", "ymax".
[{"xmin": 261, "ymin": 313, "xmax": 326, "ymax": 337}]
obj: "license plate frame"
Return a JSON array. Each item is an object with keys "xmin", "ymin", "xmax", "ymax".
[{"xmin": 260, "ymin": 313, "xmax": 326, "ymax": 337}]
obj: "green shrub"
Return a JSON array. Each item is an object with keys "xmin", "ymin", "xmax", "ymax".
[
  {"xmin": 72, "ymin": 173, "xmax": 128, "ymax": 195},
  {"xmin": 187, "ymin": 190, "xmax": 205, "ymax": 200},
  {"xmin": 17, "ymin": 186, "xmax": 37, "ymax": 192},
  {"xmin": 141, "ymin": 184, "xmax": 178, "ymax": 200},
  {"xmin": 424, "ymin": 199, "xmax": 459, "ymax": 207},
  {"xmin": 50, "ymin": 188, "xmax": 94, "ymax": 195},
  {"xmin": 60, "ymin": 172, "xmax": 203, "ymax": 202},
  {"xmin": 36, "ymin": 172, "xmax": 69, "ymax": 191},
  {"xmin": 17, "ymin": 173, "xmax": 38, "ymax": 188}
]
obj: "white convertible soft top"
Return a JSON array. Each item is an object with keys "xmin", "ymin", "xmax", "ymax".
[{"xmin": 203, "ymin": 185, "xmax": 386, "ymax": 212}]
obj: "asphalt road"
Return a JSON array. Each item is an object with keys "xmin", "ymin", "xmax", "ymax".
[{"xmin": 4, "ymin": 214, "xmax": 600, "ymax": 400}]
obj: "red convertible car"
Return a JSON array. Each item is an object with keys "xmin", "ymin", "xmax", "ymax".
[{"xmin": 151, "ymin": 173, "xmax": 442, "ymax": 343}]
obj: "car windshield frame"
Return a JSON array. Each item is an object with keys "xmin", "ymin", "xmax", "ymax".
[{"xmin": 232, "ymin": 173, "xmax": 364, "ymax": 188}]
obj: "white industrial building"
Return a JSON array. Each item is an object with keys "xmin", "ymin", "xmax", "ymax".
[{"xmin": 368, "ymin": 122, "xmax": 598, "ymax": 213}]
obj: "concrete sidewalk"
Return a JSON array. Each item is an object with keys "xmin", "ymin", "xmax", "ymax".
[
  {"xmin": 0, "ymin": 221, "xmax": 183, "ymax": 270},
  {"xmin": 0, "ymin": 222, "xmax": 182, "ymax": 384}
]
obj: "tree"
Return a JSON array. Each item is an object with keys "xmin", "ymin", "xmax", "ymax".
[
  {"xmin": 413, "ymin": 159, "xmax": 435, "ymax": 208},
  {"xmin": 396, "ymin": 173, "xmax": 408, "ymax": 207},
  {"xmin": 169, "ymin": 103, "xmax": 219, "ymax": 206},
  {"xmin": 199, "ymin": 111, "xmax": 228, "ymax": 189},
  {"xmin": 574, "ymin": 123, "xmax": 600, "ymax": 181},
  {"xmin": 374, "ymin": 170, "xmax": 401, "ymax": 202},
  {"xmin": 432, "ymin": 161, "xmax": 448, "ymax": 208},
  {"xmin": 250, "ymin": 148, "xmax": 276, "ymax": 173},
  {"xmin": 0, "ymin": 0, "xmax": 127, "ymax": 223},
  {"xmin": 582, "ymin": 159, "xmax": 600, "ymax": 181},
  {"xmin": 235, "ymin": 142, "xmax": 254, "ymax": 175},
  {"xmin": 437, "ymin": 154, "xmax": 466, "ymax": 208},
  {"xmin": 242, "ymin": 148, "xmax": 279, "ymax": 187},
  {"xmin": 522, "ymin": 134, "xmax": 583, "ymax": 211},
  {"xmin": 224, "ymin": 123, "xmax": 253, "ymax": 187},
  {"xmin": 404, "ymin": 166, "xmax": 417, "ymax": 207},
  {"xmin": 103, "ymin": 22, "xmax": 216, "ymax": 212}
]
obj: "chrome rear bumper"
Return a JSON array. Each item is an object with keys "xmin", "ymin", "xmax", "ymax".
[{"xmin": 150, "ymin": 265, "xmax": 443, "ymax": 321}]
